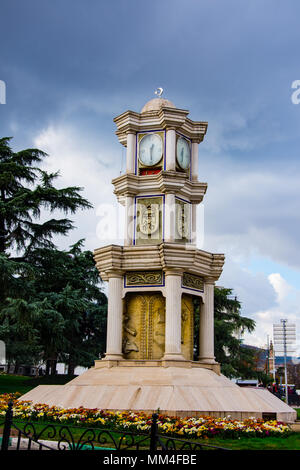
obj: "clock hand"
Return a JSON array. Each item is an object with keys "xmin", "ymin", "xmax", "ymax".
[
  {"xmin": 180, "ymin": 147, "xmax": 184, "ymax": 163},
  {"xmin": 150, "ymin": 143, "xmax": 154, "ymax": 163}
]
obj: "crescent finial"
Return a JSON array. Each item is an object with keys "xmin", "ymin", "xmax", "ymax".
[{"xmin": 154, "ymin": 87, "xmax": 163, "ymax": 98}]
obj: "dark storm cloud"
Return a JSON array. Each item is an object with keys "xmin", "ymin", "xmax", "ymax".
[
  {"xmin": 1, "ymin": 0, "xmax": 300, "ymax": 148},
  {"xmin": 1, "ymin": 1, "xmax": 300, "ymax": 334}
]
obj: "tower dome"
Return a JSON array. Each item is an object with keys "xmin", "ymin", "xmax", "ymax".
[{"xmin": 141, "ymin": 97, "xmax": 176, "ymax": 113}]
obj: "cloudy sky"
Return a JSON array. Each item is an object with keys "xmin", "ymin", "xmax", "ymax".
[{"xmin": 1, "ymin": 0, "xmax": 300, "ymax": 352}]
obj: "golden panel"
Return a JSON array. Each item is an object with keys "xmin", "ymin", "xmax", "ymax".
[
  {"xmin": 123, "ymin": 293, "xmax": 165, "ymax": 360},
  {"xmin": 135, "ymin": 197, "xmax": 163, "ymax": 246},
  {"xmin": 181, "ymin": 294, "xmax": 194, "ymax": 360},
  {"xmin": 175, "ymin": 198, "xmax": 191, "ymax": 242}
]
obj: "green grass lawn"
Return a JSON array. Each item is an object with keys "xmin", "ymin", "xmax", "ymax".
[
  {"xmin": 0, "ymin": 374, "xmax": 76, "ymax": 395},
  {"xmin": 198, "ymin": 434, "xmax": 300, "ymax": 450}
]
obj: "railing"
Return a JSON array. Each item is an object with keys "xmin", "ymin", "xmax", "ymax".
[{"xmin": 0, "ymin": 401, "xmax": 229, "ymax": 451}]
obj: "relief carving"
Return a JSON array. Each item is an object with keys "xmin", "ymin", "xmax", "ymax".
[
  {"xmin": 123, "ymin": 293, "xmax": 165, "ymax": 360},
  {"xmin": 126, "ymin": 271, "xmax": 163, "ymax": 286},
  {"xmin": 181, "ymin": 294, "xmax": 194, "ymax": 360},
  {"xmin": 182, "ymin": 272, "xmax": 204, "ymax": 292}
]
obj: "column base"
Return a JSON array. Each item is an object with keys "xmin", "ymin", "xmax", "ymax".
[
  {"xmin": 103, "ymin": 353, "xmax": 124, "ymax": 361},
  {"xmin": 162, "ymin": 353, "xmax": 186, "ymax": 361},
  {"xmin": 198, "ymin": 356, "xmax": 217, "ymax": 364}
]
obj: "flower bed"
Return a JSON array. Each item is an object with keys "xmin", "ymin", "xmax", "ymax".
[{"xmin": 0, "ymin": 393, "xmax": 292, "ymax": 439}]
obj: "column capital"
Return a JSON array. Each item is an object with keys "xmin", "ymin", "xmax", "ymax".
[
  {"xmin": 107, "ymin": 270, "xmax": 124, "ymax": 279},
  {"xmin": 164, "ymin": 268, "xmax": 183, "ymax": 277},
  {"xmin": 165, "ymin": 190, "xmax": 176, "ymax": 195},
  {"xmin": 204, "ymin": 278, "xmax": 215, "ymax": 285},
  {"xmin": 125, "ymin": 130, "xmax": 137, "ymax": 135}
]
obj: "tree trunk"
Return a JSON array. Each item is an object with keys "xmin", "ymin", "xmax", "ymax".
[
  {"xmin": 50, "ymin": 358, "xmax": 57, "ymax": 375},
  {"xmin": 45, "ymin": 359, "xmax": 51, "ymax": 376},
  {"xmin": 0, "ymin": 189, "xmax": 6, "ymax": 254},
  {"xmin": 68, "ymin": 356, "xmax": 76, "ymax": 376}
]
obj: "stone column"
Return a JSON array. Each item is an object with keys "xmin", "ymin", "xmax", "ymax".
[
  {"xmin": 104, "ymin": 272, "xmax": 124, "ymax": 360},
  {"xmin": 164, "ymin": 192, "xmax": 175, "ymax": 242},
  {"xmin": 191, "ymin": 204, "xmax": 197, "ymax": 245},
  {"xmin": 163, "ymin": 270, "xmax": 185, "ymax": 361},
  {"xmin": 126, "ymin": 133, "xmax": 136, "ymax": 174},
  {"xmin": 165, "ymin": 129, "xmax": 176, "ymax": 171},
  {"xmin": 191, "ymin": 142, "xmax": 198, "ymax": 180},
  {"xmin": 124, "ymin": 195, "xmax": 134, "ymax": 245},
  {"xmin": 198, "ymin": 281, "xmax": 216, "ymax": 363}
]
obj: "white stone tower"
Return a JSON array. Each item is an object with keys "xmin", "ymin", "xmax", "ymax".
[
  {"xmin": 93, "ymin": 94, "xmax": 224, "ymax": 370},
  {"xmin": 21, "ymin": 95, "xmax": 296, "ymax": 422}
]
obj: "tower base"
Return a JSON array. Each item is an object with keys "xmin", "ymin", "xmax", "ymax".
[{"xmin": 20, "ymin": 360, "xmax": 296, "ymax": 422}]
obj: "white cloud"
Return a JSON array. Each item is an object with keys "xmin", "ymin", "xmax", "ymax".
[
  {"xmin": 33, "ymin": 124, "xmax": 124, "ymax": 251},
  {"xmin": 200, "ymin": 154, "xmax": 300, "ymax": 269},
  {"xmin": 268, "ymin": 273, "xmax": 292, "ymax": 303},
  {"xmin": 242, "ymin": 274, "xmax": 300, "ymax": 353}
]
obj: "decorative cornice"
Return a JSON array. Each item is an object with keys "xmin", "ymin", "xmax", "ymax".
[
  {"xmin": 93, "ymin": 243, "xmax": 225, "ymax": 282},
  {"xmin": 113, "ymin": 107, "xmax": 208, "ymax": 146},
  {"xmin": 112, "ymin": 171, "xmax": 207, "ymax": 204}
]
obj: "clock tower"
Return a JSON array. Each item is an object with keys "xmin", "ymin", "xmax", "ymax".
[
  {"xmin": 21, "ymin": 93, "xmax": 297, "ymax": 422},
  {"xmin": 94, "ymin": 94, "xmax": 225, "ymax": 367}
]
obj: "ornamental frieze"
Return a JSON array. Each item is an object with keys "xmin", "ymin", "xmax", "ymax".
[
  {"xmin": 125, "ymin": 270, "xmax": 164, "ymax": 287},
  {"xmin": 182, "ymin": 272, "xmax": 204, "ymax": 292}
]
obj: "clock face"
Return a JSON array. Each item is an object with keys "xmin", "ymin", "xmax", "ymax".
[
  {"xmin": 138, "ymin": 133, "xmax": 163, "ymax": 167},
  {"xmin": 176, "ymin": 137, "xmax": 191, "ymax": 170}
]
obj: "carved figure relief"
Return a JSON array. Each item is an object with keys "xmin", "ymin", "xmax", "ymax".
[
  {"xmin": 123, "ymin": 311, "xmax": 139, "ymax": 354},
  {"xmin": 150, "ymin": 296, "xmax": 165, "ymax": 359},
  {"xmin": 181, "ymin": 294, "xmax": 194, "ymax": 360},
  {"xmin": 123, "ymin": 293, "xmax": 165, "ymax": 360}
]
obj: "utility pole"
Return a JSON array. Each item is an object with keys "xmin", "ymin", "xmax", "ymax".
[
  {"xmin": 282, "ymin": 320, "xmax": 288, "ymax": 405},
  {"xmin": 273, "ymin": 320, "xmax": 296, "ymax": 406},
  {"xmin": 266, "ymin": 335, "xmax": 269, "ymax": 375}
]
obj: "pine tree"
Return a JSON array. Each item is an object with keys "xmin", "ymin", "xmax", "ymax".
[
  {"xmin": 0, "ymin": 137, "xmax": 107, "ymax": 373},
  {"xmin": 0, "ymin": 137, "xmax": 92, "ymax": 256},
  {"xmin": 194, "ymin": 287, "xmax": 257, "ymax": 378},
  {"xmin": 214, "ymin": 287, "xmax": 256, "ymax": 378},
  {"xmin": 25, "ymin": 241, "xmax": 107, "ymax": 374}
]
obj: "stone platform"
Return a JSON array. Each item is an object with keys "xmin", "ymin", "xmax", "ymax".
[{"xmin": 20, "ymin": 360, "xmax": 296, "ymax": 422}]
